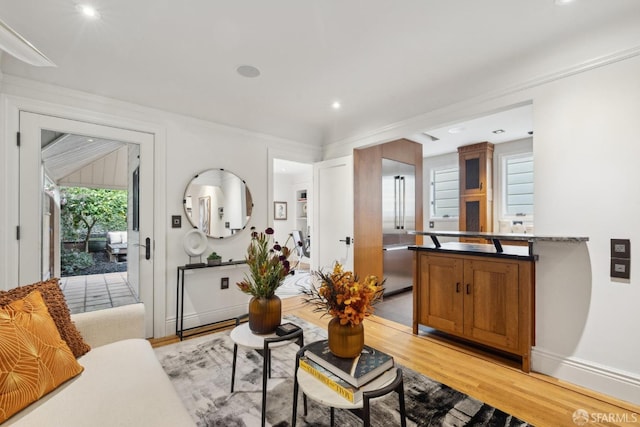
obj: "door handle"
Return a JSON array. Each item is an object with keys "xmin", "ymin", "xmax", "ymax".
[
  {"xmin": 339, "ymin": 237, "xmax": 352, "ymax": 245},
  {"xmin": 135, "ymin": 238, "xmax": 152, "ymax": 260}
]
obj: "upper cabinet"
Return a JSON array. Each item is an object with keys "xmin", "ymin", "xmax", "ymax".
[
  {"xmin": 458, "ymin": 142, "xmax": 493, "ymax": 196},
  {"xmin": 458, "ymin": 142, "xmax": 494, "ymax": 239}
]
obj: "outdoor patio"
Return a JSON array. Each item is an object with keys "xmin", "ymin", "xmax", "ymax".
[{"xmin": 60, "ymin": 271, "xmax": 139, "ymax": 314}]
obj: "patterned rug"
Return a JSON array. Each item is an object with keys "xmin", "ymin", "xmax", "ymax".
[
  {"xmin": 275, "ymin": 271, "xmax": 313, "ymax": 298},
  {"xmin": 155, "ymin": 315, "xmax": 531, "ymax": 427}
]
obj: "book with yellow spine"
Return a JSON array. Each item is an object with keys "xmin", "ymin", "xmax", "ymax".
[{"xmin": 299, "ymin": 356, "xmax": 362, "ymax": 403}]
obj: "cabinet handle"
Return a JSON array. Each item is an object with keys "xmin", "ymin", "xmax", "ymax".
[
  {"xmin": 456, "ymin": 282, "xmax": 460, "ymax": 293},
  {"xmin": 480, "ymin": 182, "xmax": 483, "ymax": 190},
  {"xmin": 466, "ymin": 284, "xmax": 471, "ymax": 294}
]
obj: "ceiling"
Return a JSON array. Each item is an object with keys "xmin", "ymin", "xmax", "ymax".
[
  {"xmin": 39, "ymin": 130, "xmax": 130, "ymax": 190},
  {"xmin": 1, "ymin": 1, "xmax": 639, "ymax": 150}
]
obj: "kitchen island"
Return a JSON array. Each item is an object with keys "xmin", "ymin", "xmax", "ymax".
[{"xmin": 408, "ymin": 231, "xmax": 588, "ymax": 372}]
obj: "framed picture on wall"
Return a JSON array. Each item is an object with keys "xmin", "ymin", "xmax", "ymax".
[{"xmin": 274, "ymin": 201, "xmax": 287, "ymax": 220}]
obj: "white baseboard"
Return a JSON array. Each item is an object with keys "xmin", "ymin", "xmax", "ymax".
[
  {"xmin": 165, "ymin": 304, "xmax": 248, "ymax": 338},
  {"xmin": 532, "ymin": 347, "xmax": 640, "ymax": 406}
]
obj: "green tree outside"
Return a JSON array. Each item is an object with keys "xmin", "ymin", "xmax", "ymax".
[{"xmin": 60, "ymin": 187, "xmax": 127, "ymax": 252}]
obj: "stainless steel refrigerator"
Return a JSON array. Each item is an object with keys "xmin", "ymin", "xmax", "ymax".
[{"xmin": 381, "ymin": 158, "xmax": 415, "ymax": 295}]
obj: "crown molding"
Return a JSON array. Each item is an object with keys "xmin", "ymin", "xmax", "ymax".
[
  {"xmin": 324, "ymin": 44, "xmax": 640, "ymax": 157},
  {"xmin": 0, "ymin": 18, "xmax": 55, "ymax": 67}
]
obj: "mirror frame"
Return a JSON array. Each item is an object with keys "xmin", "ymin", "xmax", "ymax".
[{"xmin": 183, "ymin": 168, "xmax": 253, "ymax": 239}]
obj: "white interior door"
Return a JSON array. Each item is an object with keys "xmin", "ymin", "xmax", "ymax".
[
  {"xmin": 19, "ymin": 112, "xmax": 155, "ymax": 336},
  {"xmin": 312, "ymin": 155, "xmax": 354, "ymax": 271}
]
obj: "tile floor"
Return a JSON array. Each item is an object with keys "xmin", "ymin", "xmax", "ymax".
[{"xmin": 60, "ymin": 272, "xmax": 139, "ymax": 314}]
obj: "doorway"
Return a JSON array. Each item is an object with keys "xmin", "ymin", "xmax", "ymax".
[
  {"xmin": 272, "ymin": 158, "xmax": 313, "ymax": 270},
  {"xmin": 19, "ymin": 112, "xmax": 156, "ymax": 336}
]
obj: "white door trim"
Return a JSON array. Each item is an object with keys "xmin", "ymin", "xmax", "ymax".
[{"xmin": 1, "ymin": 94, "xmax": 167, "ymax": 338}]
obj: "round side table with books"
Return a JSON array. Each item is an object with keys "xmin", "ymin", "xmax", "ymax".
[{"xmin": 291, "ymin": 341, "xmax": 407, "ymax": 427}]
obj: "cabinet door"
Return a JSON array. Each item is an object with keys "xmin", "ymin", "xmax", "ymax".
[
  {"xmin": 418, "ymin": 254, "xmax": 464, "ymax": 335},
  {"xmin": 459, "ymin": 150, "xmax": 487, "ymax": 196},
  {"xmin": 463, "ymin": 259, "xmax": 519, "ymax": 351},
  {"xmin": 459, "ymin": 195, "xmax": 488, "ymax": 233}
]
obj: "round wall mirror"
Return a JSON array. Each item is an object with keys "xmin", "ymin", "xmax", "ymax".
[{"xmin": 183, "ymin": 169, "xmax": 253, "ymax": 238}]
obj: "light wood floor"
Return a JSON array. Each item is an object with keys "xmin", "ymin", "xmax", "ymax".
[{"xmin": 152, "ymin": 296, "xmax": 639, "ymax": 427}]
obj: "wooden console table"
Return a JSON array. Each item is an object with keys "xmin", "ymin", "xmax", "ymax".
[{"xmin": 175, "ymin": 260, "xmax": 246, "ymax": 340}]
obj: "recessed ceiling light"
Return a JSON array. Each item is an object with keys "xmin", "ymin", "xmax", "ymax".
[
  {"xmin": 76, "ymin": 4, "xmax": 101, "ymax": 19},
  {"xmin": 236, "ymin": 65, "xmax": 261, "ymax": 78},
  {"xmin": 331, "ymin": 101, "xmax": 341, "ymax": 110},
  {"xmin": 554, "ymin": 0, "xmax": 575, "ymax": 5},
  {"xmin": 448, "ymin": 126, "xmax": 465, "ymax": 134},
  {"xmin": 492, "ymin": 129, "xmax": 505, "ymax": 134}
]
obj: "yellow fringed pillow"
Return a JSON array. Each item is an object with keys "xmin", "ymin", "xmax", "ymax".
[
  {"xmin": 0, "ymin": 279, "xmax": 91, "ymax": 358},
  {"xmin": 0, "ymin": 290, "xmax": 84, "ymax": 422}
]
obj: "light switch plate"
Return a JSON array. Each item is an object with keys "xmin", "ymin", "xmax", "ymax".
[
  {"xmin": 611, "ymin": 238, "xmax": 630, "ymax": 259},
  {"xmin": 610, "ymin": 258, "xmax": 630, "ymax": 279},
  {"xmin": 171, "ymin": 215, "xmax": 182, "ymax": 228}
]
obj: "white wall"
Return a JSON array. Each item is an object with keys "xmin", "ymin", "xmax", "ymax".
[
  {"xmin": 0, "ymin": 75, "xmax": 321, "ymax": 339},
  {"xmin": 529, "ymin": 55, "xmax": 640, "ymax": 403},
  {"xmin": 272, "ymin": 172, "xmax": 296, "ymax": 244}
]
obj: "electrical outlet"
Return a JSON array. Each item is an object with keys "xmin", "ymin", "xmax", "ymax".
[
  {"xmin": 221, "ymin": 277, "xmax": 229, "ymax": 289},
  {"xmin": 171, "ymin": 215, "xmax": 182, "ymax": 228}
]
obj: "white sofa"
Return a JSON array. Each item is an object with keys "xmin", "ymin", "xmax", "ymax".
[{"xmin": 7, "ymin": 304, "xmax": 195, "ymax": 426}]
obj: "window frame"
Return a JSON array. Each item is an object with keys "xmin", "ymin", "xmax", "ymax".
[
  {"xmin": 500, "ymin": 152, "xmax": 534, "ymax": 221},
  {"xmin": 430, "ymin": 164, "xmax": 459, "ymax": 220}
]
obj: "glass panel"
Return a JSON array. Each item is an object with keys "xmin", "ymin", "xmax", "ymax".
[
  {"xmin": 465, "ymin": 200, "xmax": 480, "ymax": 231},
  {"xmin": 465, "ymin": 158, "xmax": 480, "ymax": 190}
]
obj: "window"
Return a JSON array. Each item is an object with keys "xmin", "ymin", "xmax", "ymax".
[
  {"xmin": 503, "ymin": 154, "xmax": 534, "ymax": 217},
  {"xmin": 431, "ymin": 166, "xmax": 459, "ymax": 218}
]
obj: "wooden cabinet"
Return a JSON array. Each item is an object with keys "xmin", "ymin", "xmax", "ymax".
[
  {"xmin": 458, "ymin": 142, "xmax": 493, "ymax": 241},
  {"xmin": 414, "ymin": 250, "xmax": 533, "ymax": 371}
]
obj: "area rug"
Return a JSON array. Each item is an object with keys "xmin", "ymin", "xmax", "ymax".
[
  {"xmin": 275, "ymin": 271, "xmax": 313, "ymax": 299},
  {"xmin": 155, "ymin": 315, "xmax": 531, "ymax": 427}
]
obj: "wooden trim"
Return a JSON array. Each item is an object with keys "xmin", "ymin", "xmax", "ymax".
[{"xmin": 354, "ymin": 144, "xmax": 383, "ymax": 279}]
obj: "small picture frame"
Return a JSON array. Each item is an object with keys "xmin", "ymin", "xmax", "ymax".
[{"xmin": 274, "ymin": 201, "xmax": 287, "ymax": 220}]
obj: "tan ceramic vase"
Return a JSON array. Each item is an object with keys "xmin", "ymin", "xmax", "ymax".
[
  {"xmin": 327, "ymin": 317, "xmax": 364, "ymax": 358},
  {"xmin": 248, "ymin": 295, "xmax": 281, "ymax": 334}
]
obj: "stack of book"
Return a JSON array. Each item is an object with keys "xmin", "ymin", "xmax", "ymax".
[{"xmin": 298, "ymin": 340, "xmax": 395, "ymax": 403}]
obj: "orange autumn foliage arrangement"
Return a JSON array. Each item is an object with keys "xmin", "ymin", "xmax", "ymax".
[{"xmin": 301, "ymin": 262, "xmax": 384, "ymax": 327}]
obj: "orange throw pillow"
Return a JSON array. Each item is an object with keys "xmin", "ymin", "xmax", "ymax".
[
  {"xmin": 0, "ymin": 279, "xmax": 91, "ymax": 358},
  {"xmin": 0, "ymin": 290, "xmax": 84, "ymax": 422}
]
